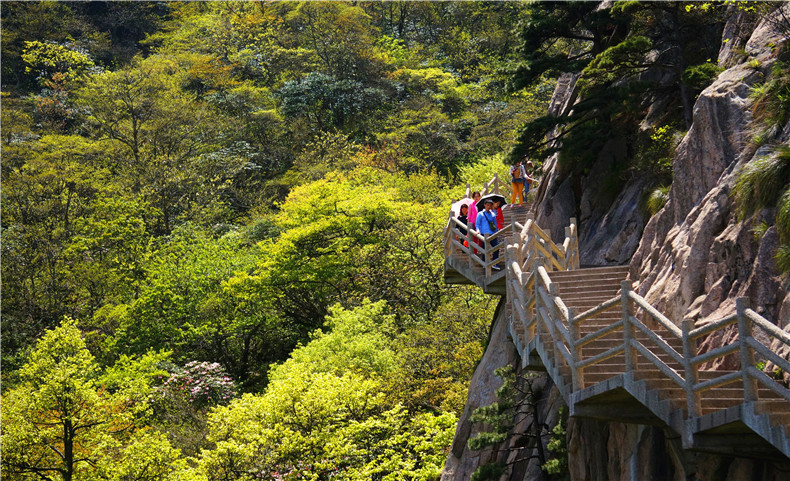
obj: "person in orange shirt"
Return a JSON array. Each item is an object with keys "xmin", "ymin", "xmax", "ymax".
[{"xmin": 510, "ymin": 159, "xmax": 527, "ymax": 204}]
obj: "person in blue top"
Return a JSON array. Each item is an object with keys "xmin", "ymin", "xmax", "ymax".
[{"xmin": 475, "ymin": 199, "xmax": 501, "ymax": 269}]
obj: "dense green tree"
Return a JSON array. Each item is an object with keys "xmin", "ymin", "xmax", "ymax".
[
  {"xmin": 1, "ymin": 4, "xmax": 535, "ymax": 473},
  {"xmin": 1, "ymin": 134, "xmax": 149, "ymax": 373},
  {"xmin": 76, "ymin": 55, "xmax": 239, "ymax": 231},
  {"xmin": 0, "ymin": 319, "xmax": 183, "ymax": 481},
  {"xmin": 278, "ymin": 72, "xmax": 387, "ymax": 136},
  {"xmin": 1, "ymin": 1, "xmax": 167, "ymax": 93},
  {"xmin": 189, "ymin": 302, "xmax": 457, "ymax": 481}
]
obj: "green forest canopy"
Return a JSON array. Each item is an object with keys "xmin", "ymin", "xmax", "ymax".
[{"xmin": 1, "ymin": 2, "xmax": 541, "ymax": 479}]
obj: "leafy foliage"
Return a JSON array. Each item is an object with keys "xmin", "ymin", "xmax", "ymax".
[
  {"xmin": 509, "ymin": 1, "xmax": 726, "ymax": 171},
  {"xmin": 2, "ymin": 2, "xmax": 540, "ymax": 475},
  {"xmin": 192, "ymin": 302, "xmax": 457, "ymax": 480},
  {"xmin": 0, "ymin": 319, "xmax": 183, "ymax": 481}
]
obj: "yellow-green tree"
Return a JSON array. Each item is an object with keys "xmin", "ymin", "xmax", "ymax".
[{"xmin": 0, "ymin": 319, "xmax": 184, "ymax": 481}]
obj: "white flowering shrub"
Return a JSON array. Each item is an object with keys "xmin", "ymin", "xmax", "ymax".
[{"xmin": 158, "ymin": 361, "xmax": 236, "ymax": 409}]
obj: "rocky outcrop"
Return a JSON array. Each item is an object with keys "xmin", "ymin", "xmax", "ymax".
[
  {"xmin": 444, "ymin": 5, "xmax": 790, "ymax": 481},
  {"xmin": 632, "ymin": 4, "xmax": 789, "ymax": 334},
  {"xmin": 441, "ymin": 300, "xmax": 520, "ymax": 480}
]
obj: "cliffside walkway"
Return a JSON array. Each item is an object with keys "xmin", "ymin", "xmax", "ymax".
[{"xmin": 443, "ymin": 176, "xmax": 790, "ymax": 460}]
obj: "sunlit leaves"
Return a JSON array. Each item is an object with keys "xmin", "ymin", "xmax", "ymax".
[{"xmin": 1, "ymin": 319, "xmax": 182, "ymax": 481}]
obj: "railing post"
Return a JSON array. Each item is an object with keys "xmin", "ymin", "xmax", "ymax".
[
  {"xmin": 467, "ymin": 227, "xmax": 475, "ymax": 269},
  {"xmin": 484, "ymin": 234, "xmax": 491, "ymax": 279},
  {"xmin": 564, "ymin": 226, "xmax": 571, "ymax": 270},
  {"xmin": 533, "ymin": 258, "xmax": 545, "ymax": 343},
  {"xmin": 568, "ymin": 307, "xmax": 584, "ymax": 391},
  {"xmin": 511, "ymin": 223, "xmax": 523, "ymax": 274},
  {"xmin": 570, "ymin": 217, "xmax": 579, "ymax": 269},
  {"xmin": 737, "ymin": 297, "xmax": 759, "ymax": 403},
  {"xmin": 448, "ymin": 209, "xmax": 456, "ymax": 255},
  {"xmin": 505, "ymin": 244, "xmax": 514, "ymax": 321},
  {"xmin": 547, "ymin": 282, "xmax": 567, "ymax": 372},
  {"xmin": 682, "ymin": 319, "xmax": 702, "ymax": 418},
  {"xmin": 465, "ymin": 183, "xmax": 471, "ymax": 198},
  {"xmin": 621, "ymin": 281, "xmax": 636, "ymax": 374},
  {"xmin": 493, "ymin": 173, "xmax": 500, "ymax": 195}
]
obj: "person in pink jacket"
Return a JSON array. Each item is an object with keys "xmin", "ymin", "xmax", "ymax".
[
  {"xmin": 467, "ymin": 191, "xmax": 481, "ymax": 254},
  {"xmin": 467, "ymin": 191, "xmax": 481, "ymax": 230}
]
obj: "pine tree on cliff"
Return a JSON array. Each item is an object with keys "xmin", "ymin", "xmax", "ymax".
[{"xmin": 509, "ymin": 1, "xmax": 725, "ymax": 171}]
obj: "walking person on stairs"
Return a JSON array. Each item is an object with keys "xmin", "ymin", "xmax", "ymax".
[{"xmin": 510, "ymin": 159, "xmax": 527, "ymax": 205}]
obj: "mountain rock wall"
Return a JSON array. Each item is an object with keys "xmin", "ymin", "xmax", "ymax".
[{"xmin": 443, "ymin": 6, "xmax": 789, "ymax": 481}]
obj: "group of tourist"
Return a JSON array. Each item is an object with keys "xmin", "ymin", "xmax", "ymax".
[{"xmin": 454, "ymin": 158, "xmax": 537, "ymax": 270}]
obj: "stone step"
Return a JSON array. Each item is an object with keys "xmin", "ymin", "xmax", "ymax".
[
  {"xmin": 554, "ymin": 271, "xmax": 627, "ymax": 280},
  {"xmin": 584, "ymin": 360, "xmax": 685, "ymax": 373},
  {"xmin": 557, "ymin": 287, "xmax": 622, "ymax": 296},
  {"xmin": 636, "ymin": 383, "xmax": 782, "ymax": 401},
  {"xmin": 550, "ymin": 277, "xmax": 628, "ymax": 286},
  {"xmin": 554, "ymin": 278, "xmax": 626, "ymax": 285},
  {"xmin": 754, "ymin": 400, "xmax": 790, "ymax": 415},
  {"xmin": 563, "ymin": 298, "xmax": 622, "ymax": 306},
  {"xmin": 766, "ymin": 412, "xmax": 790, "ymax": 427},
  {"xmin": 579, "ymin": 348, "xmax": 684, "ymax": 364},
  {"xmin": 549, "ymin": 266, "xmax": 630, "ymax": 278},
  {"xmin": 577, "ymin": 335, "xmax": 683, "ymax": 349}
]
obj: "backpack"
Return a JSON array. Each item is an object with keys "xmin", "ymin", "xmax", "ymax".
[{"xmin": 511, "ymin": 165, "xmax": 523, "ymax": 179}]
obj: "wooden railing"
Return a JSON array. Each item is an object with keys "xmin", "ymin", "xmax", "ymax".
[
  {"xmin": 504, "ymin": 228, "xmax": 790, "ymax": 425},
  {"xmin": 443, "ymin": 174, "xmax": 578, "ymax": 286},
  {"xmin": 445, "ymin": 182, "xmax": 790, "ymax": 452},
  {"xmin": 462, "ymin": 173, "xmax": 513, "ymax": 200}
]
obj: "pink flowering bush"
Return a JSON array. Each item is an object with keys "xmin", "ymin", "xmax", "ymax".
[{"xmin": 158, "ymin": 361, "xmax": 236, "ymax": 409}]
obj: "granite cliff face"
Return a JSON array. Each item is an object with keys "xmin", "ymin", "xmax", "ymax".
[{"xmin": 443, "ymin": 6, "xmax": 789, "ymax": 481}]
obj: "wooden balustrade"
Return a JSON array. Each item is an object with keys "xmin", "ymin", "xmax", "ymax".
[
  {"xmin": 503, "ymin": 222, "xmax": 789, "ymax": 425},
  {"xmin": 448, "ymin": 175, "xmax": 790, "ymax": 436}
]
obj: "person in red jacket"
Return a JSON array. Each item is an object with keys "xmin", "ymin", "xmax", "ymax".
[{"xmin": 493, "ymin": 199, "xmax": 505, "ymax": 230}]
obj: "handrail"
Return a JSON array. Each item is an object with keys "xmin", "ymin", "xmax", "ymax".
[
  {"xmin": 446, "ymin": 182, "xmax": 790, "ymax": 448},
  {"xmin": 571, "ymin": 296, "xmax": 620, "ymax": 325},
  {"xmin": 629, "ymin": 316, "xmax": 684, "ymax": 365},
  {"xmin": 628, "ymin": 291, "xmax": 682, "ymax": 338}
]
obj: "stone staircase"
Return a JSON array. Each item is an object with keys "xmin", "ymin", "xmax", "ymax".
[
  {"xmin": 444, "ymin": 178, "xmax": 790, "ymax": 460},
  {"xmin": 542, "ymin": 266, "xmax": 790, "ymax": 458}
]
